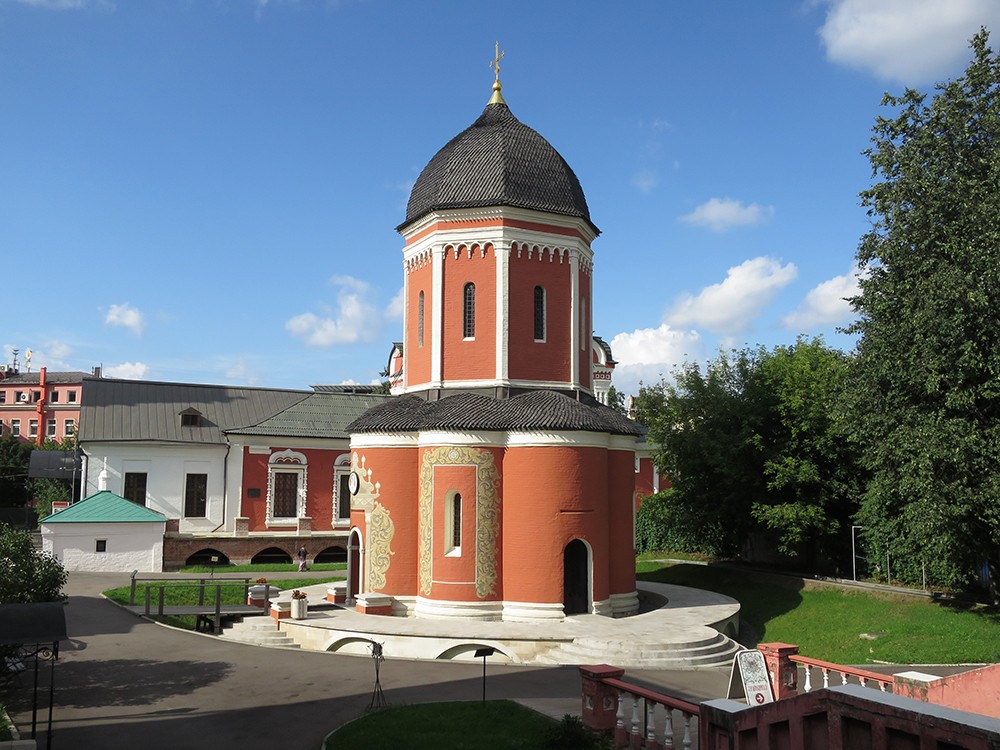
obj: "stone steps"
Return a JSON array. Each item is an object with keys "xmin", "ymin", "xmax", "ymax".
[
  {"xmin": 220, "ymin": 616, "xmax": 300, "ymax": 649},
  {"xmin": 537, "ymin": 630, "xmax": 740, "ymax": 669}
]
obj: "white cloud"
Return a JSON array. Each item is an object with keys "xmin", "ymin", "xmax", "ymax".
[
  {"xmin": 386, "ymin": 287, "xmax": 405, "ymax": 320},
  {"xmin": 608, "ymin": 324, "xmax": 705, "ymax": 396},
  {"xmin": 632, "ymin": 170, "xmax": 660, "ymax": 193},
  {"xmin": 783, "ymin": 266, "xmax": 862, "ymax": 330},
  {"xmin": 105, "ymin": 302, "xmax": 146, "ymax": 336},
  {"xmin": 680, "ymin": 198, "xmax": 774, "ymax": 232},
  {"xmin": 667, "ymin": 257, "xmax": 798, "ymax": 334},
  {"xmin": 104, "ymin": 361, "xmax": 149, "ymax": 379},
  {"xmin": 224, "ymin": 359, "xmax": 260, "ymax": 385},
  {"xmin": 818, "ymin": 0, "xmax": 1000, "ymax": 84},
  {"xmin": 286, "ymin": 275, "xmax": 379, "ymax": 347}
]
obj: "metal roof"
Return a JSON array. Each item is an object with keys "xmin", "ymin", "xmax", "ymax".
[
  {"xmin": 400, "ymin": 102, "xmax": 597, "ymax": 234},
  {"xmin": 41, "ymin": 490, "xmax": 168, "ymax": 524},
  {"xmin": 77, "ymin": 378, "xmax": 309, "ymax": 444},
  {"xmin": 227, "ymin": 391, "xmax": 391, "ymax": 438}
]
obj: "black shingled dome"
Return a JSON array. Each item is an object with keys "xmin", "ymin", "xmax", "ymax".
[{"xmin": 399, "ymin": 102, "xmax": 598, "ymax": 234}]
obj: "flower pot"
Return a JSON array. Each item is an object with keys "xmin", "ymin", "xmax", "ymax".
[{"xmin": 291, "ymin": 598, "xmax": 308, "ymax": 620}]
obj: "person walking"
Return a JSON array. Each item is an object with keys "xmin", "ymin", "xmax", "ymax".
[{"xmin": 297, "ymin": 545, "xmax": 309, "ymax": 571}]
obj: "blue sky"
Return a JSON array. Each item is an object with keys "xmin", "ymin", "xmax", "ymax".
[{"xmin": 3, "ymin": 0, "xmax": 999, "ymax": 395}]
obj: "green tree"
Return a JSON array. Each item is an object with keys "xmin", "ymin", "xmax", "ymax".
[
  {"xmin": 640, "ymin": 338, "xmax": 859, "ymax": 565},
  {"xmin": 0, "ymin": 524, "xmax": 67, "ymax": 604},
  {"xmin": 641, "ymin": 348, "xmax": 767, "ymax": 556},
  {"xmin": 752, "ymin": 338, "xmax": 860, "ymax": 564},
  {"xmin": 0, "ymin": 434, "xmax": 32, "ymax": 506},
  {"xmin": 604, "ymin": 385, "xmax": 628, "ymax": 417},
  {"xmin": 844, "ymin": 30, "xmax": 1000, "ymax": 590}
]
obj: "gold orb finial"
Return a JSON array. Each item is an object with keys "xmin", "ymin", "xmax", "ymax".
[{"xmin": 488, "ymin": 40, "xmax": 506, "ymax": 105}]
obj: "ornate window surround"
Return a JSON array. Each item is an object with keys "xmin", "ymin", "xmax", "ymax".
[
  {"xmin": 266, "ymin": 449, "xmax": 307, "ymax": 526},
  {"xmin": 333, "ymin": 453, "xmax": 352, "ymax": 525}
]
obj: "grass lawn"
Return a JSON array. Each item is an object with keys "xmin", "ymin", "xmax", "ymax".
[
  {"xmin": 325, "ymin": 701, "xmax": 578, "ymax": 750},
  {"xmin": 102, "ymin": 577, "xmax": 339, "ymax": 630},
  {"xmin": 638, "ymin": 561, "xmax": 1000, "ymax": 664}
]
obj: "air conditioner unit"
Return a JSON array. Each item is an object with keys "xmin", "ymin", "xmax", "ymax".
[{"xmin": 18, "ymin": 393, "xmax": 30, "ymax": 403}]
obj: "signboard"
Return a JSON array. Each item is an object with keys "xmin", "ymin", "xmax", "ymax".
[{"xmin": 727, "ymin": 649, "xmax": 775, "ymax": 706}]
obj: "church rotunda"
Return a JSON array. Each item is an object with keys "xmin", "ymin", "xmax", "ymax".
[{"xmin": 344, "ymin": 59, "xmax": 642, "ymax": 622}]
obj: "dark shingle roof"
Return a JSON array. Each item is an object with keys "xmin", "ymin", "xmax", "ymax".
[
  {"xmin": 228, "ymin": 392, "xmax": 391, "ymax": 439},
  {"xmin": 347, "ymin": 390, "xmax": 642, "ymax": 436},
  {"xmin": 399, "ymin": 102, "xmax": 597, "ymax": 234},
  {"xmin": 78, "ymin": 378, "xmax": 308, "ymax": 444}
]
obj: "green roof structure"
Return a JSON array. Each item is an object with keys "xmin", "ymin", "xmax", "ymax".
[{"xmin": 41, "ymin": 491, "xmax": 168, "ymax": 524}]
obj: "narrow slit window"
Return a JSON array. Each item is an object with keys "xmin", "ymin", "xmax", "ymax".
[
  {"xmin": 448, "ymin": 492, "xmax": 462, "ymax": 551},
  {"xmin": 463, "ymin": 283, "xmax": 476, "ymax": 339},
  {"xmin": 534, "ymin": 285, "xmax": 546, "ymax": 341},
  {"xmin": 418, "ymin": 290, "xmax": 425, "ymax": 347}
]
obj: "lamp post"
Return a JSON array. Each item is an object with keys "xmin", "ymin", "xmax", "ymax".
[
  {"xmin": 851, "ymin": 525, "xmax": 864, "ymax": 581},
  {"xmin": 474, "ymin": 647, "xmax": 496, "ymax": 702}
]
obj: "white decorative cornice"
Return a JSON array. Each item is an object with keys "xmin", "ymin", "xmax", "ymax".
[
  {"xmin": 350, "ymin": 433, "xmax": 420, "ymax": 449},
  {"xmin": 417, "ymin": 430, "xmax": 506, "ymax": 448}
]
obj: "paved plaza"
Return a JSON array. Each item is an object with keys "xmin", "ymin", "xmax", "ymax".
[{"xmin": 6, "ymin": 571, "xmax": 732, "ymax": 750}]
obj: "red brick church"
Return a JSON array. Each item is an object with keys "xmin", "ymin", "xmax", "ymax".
[{"xmin": 343, "ymin": 64, "xmax": 644, "ymax": 622}]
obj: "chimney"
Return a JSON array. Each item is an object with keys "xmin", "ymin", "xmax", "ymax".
[
  {"xmin": 92, "ymin": 365, "xmax": 102, "ymax": 378},
  {"xmin": 98, "ymin": 457, "xmax": 109, "ymax": 492}
]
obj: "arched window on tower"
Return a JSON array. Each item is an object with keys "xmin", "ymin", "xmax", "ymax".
[
  {"xmin": 534, "ymin": 285, "xmax": 546, "ymax": 341},
  {"xmin": 418, "ymin": 290, "xmax": 425, "ymax": 347},
  {"xmin": 463, "ymin": 283, "xmax": 476, "ymax": 339}
]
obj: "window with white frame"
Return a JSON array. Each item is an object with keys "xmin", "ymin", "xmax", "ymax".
[
  {"xmin": 333, "ymin": 455, "xmax": 352, "ymax": 524},
  {"xmin": 64, "ymin": 419, "xmax": 75, "ymax": 438},
  {"xmin": 68, "ymin": 390, "xmax": 77, "ymax": 403},
  {"xmin": 46, "ymin": 419, "xmax": 56, "ymax": 438},
  {"xmin": 28, "ymin": 419, "xmax": 38, "ymax": 438},
  {"xmin": 11, "ymin": 420, "xmax": 20, "ymax": 437},
  {"xmin": 266, "ymin": 449, "xmax": 307, "ymax": 525}
]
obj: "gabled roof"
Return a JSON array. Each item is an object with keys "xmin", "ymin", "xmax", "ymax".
[
  {"xmin": 227, "ymin": 391, "xmax": 391, "ymax": 439},
  {"xmin": 77, "ymin": 378, "xmax": 309, "ymax": 444},
  {"xmin": 347, "ymin": 390, "xmax": 643, "ymax": 437},
  {"xmin": 41, "ymin": 490, "xmax": 168, "ymax": 524}
]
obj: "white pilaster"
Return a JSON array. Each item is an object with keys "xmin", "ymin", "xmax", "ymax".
[
  {"xmin": 431, "ymin": 245, "xmax": 444, "ymax": 386},
  {"xmin": 569, "ymin": 252, "xmax": 580, "ymax": 387},
  {"xmin": 496, "ymin": 242, "xmax": 510, "ymax": 383}
]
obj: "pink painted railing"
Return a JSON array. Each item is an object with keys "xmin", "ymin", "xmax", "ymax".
[
  {"xmin": 789, "ymin": 654, "xmax": 894, "ymax": 694},
  {"xmin": 580, "ymin": 666, "xmax": 700, "ymax": 749}
]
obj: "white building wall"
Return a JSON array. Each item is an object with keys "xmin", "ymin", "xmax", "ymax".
[
  {"xmin": 42, "ymin": 522, "xmax": 165, "ymax": 572},
  {"xmin": 82, "ymin": 444, "xmax": 230, "ymax": 534}
]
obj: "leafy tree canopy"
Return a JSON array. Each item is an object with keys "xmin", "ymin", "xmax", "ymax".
[
  {"xmin": 844, "ymin": 30, "xmax": 1000, "ymax": 589},
  {"xmin": 0, "ymin": 524, "xmax": 67, "ymax": 604},
  {"xmin": 640, "ymin": 337, "xmax": 858, "ymax": 564}
]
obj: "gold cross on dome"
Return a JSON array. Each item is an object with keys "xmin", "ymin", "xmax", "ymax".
[{"xmin": 490, "ymin": 41, "xmax": 505, "ymax": 83}]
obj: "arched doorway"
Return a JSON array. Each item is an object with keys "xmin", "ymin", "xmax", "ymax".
[
  {"xmin": 347, "ymin": 528, "xmax": 364, "ymax": 603},
  {"xmin": 563, "ymin": 539, "xmax": 590, "ymax": 615}
]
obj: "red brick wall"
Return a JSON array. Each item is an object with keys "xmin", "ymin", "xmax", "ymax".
[
  {"xmin": 405, "ymin": 262, "xmax": 433, "ymax": 387},
  {"xmin": 442, "ymin": 244, "xmax": 497, "ymax": 382},
  {"xmin": 508, "ymin": 245, "xmax": 572, "ymax": 383}
]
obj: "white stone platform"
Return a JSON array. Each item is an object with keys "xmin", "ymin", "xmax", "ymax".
[{"xmin": 256, "ymin": 581, "xmax": 741, "ymax": 669}]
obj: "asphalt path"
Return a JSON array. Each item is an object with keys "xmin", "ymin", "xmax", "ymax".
[{"xmin": 5, "ymin": 571, "xmax": 731, "ymax": 750}]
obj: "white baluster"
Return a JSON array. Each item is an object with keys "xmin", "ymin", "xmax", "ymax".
[
  {"xmin": 616, "ymin": 692, "xmax": 626, "ymax": 737},
  {"xmin": 840, "ymin": 671, "xmax": 848, "ymax": 686},
  {"xmin": 645, "ymin": 701, "xmax": 657, "ymax": 745},
  {"xmin": 822, "ymin": 668, "xmax": 830, "ymax": 688},
  {"xmin": 803, "ymin": 665, "xmax": 812, "ymax": 692},
  {"xmin": 880, "ymin": 681, "xmax": 887, "ymax": 692},
  {"xmin": 859, "ymin": 676, "xmax": 867, "ymax": 688},
  {"xmin": 630, "ymin": 694, "xmax": 640, "ymax": 743},
  {"xmin": 663, "ymin": 706, "xmax": 675, "ymax": 748},
  {"xmin": 682, "ymin": 713, "xmax": 693, "ymax": 749}
]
